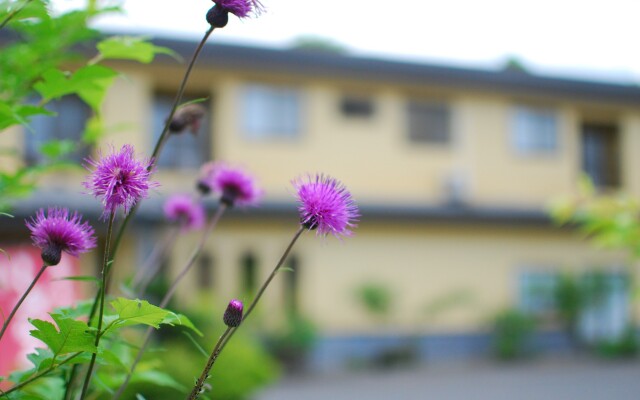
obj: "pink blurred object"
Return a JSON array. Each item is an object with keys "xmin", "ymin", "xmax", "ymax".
[{"xmin": 0, "ymin": 245, "xmax": 82, "ymax": 379}]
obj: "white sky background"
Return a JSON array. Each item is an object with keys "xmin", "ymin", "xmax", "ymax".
[{"xmin": 52, "ymin": 0, "xmax": 640, "ymax": 83}]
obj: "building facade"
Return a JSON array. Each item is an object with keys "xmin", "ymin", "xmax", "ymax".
[{"xmin": 3, "ymin": 37, "xmax": 640, "ymax": 369}]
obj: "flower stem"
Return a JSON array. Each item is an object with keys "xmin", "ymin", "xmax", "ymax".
[
  {"xmin": 187, "ymin": 226, "xmax": 305, "ymax": 399},
  {"xmin": 109, "ymin": 25, "xmax": 215, "ymax": 263},
  {"xmin": 0, "ymin": 264, "xmax": 47, "ymax": 343},
  {"xmin": 1, "ymin": 352, "xmax": 81, "ymax": 397},
  {"xmin": 79, "ymin": 211, "xmax": 116, "ymax": 400},
  {"xmin": 132, "ymin": 226, "xmax": 180, "ymax": 297},
  {"xmin": 186, "ymin": 327, "xmax": 232, "ymax": 400},
  {"xmin": 0, "ymin": 0, "xmax": 33, "ymax": 31},
  {"xmin": 111, "ymin": 204, "xmax": 227, "ymax": 400},
  {"xmin": 85, "ymin": 24, "xmax": 216, "ymax": 325}
]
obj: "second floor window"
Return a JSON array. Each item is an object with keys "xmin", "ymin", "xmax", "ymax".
[
  {"xmin": 25, "ymin": 95, "xmax": 91, "ymax": 165},
  {"xmin": 241, "ymin": 84, "xmax": 301, "ymax": 140},
  {"xmin": 511, "ymin": 106, "xmax": 558, "ymax": 154},
  {"xmin": 152, "ymin": 93, "xmax": 210, "ymax": 169},
  {"xmin": 407, "ymin": 100, "xmax": 451, "ymax": 144}
]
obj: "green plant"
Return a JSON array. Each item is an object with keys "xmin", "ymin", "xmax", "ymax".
[
  {"xmin": 355, "ymin": 282, "xmax": 393, "ymax": 319},
  {"xmin": 491, "ymin": 309, "xmax": 536, "ymax": 360}
]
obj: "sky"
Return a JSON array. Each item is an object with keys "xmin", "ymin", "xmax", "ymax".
[{"xmin": 53, "ymin": 0, "xmax": 640, "ymax": 84}]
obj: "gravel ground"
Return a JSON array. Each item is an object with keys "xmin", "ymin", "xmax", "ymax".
[{"xmin": 254, "ymin": 356, "xmax": 640, "ymax": 400}]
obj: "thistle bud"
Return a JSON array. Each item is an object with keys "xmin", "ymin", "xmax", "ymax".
[
  {"xmin": 169, "ymin": 104, "xmax": 206, "ymax": 135},
  {"xmin": 206, "ymin": 6, "xmax": 229, "ymax": 28},
  {"xmin": 223, "ymin": 299, "xmax": 243, "ymax": 327}
]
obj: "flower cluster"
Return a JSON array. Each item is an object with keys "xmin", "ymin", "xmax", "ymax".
[
  {"xmin": 84, "ymin": 144, "xmax": 158, "ymax": 219},
  {"xmin": 26, "ymin": 207, "xmax": 97, "ymax": 266},
  {"xmin": 293, "ymin": 174, "xmax": 360, "ymax": 239},
  {"xmin": 163, "ymin": 194, "xmax": 206, "ymax": 231},
  {"xmin": 198, "ymin": 161, "xmax": 263, "ymax": 207}
]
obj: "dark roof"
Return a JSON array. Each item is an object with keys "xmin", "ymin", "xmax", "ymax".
[
  {"xmin": 2, "ymin": 191, "xmax": 552, "ymax": 234},
  {"xmin": 151, "ymin": 37, "xmax": 640, "ymax": 105}
]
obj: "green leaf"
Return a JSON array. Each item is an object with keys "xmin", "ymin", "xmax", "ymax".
[
  {"xmin": 130, "ymin": 370, "xmax": 186, "ymax": 391},
  {"xmin": 29, "ymin": 313, "xmax": 97, "ymax": 357},
  {"xmin": 57, "ymin": 275, "xmax": 100, "ymax": 283},
  {"xmin": 74, "ymin": 65, "xmax": 118, "ymax": 111},
  {"xmin": 39, "ymin": 139, "xmax": 76, "ymax": 159},
  {"xmin": 34, "ymin": 65, "xmax": 117, "ymax": 112},
  {"xmin": 162, "ymin": 313, "xmax": 203, "ymax": 336},
  {"xmin": 106, "ymin": 298, "xmax": 171, "ymax": 331},
  {"xmin": 97, "ymin": 36, "xmax": 179, "ymax": 64},
  {"xmin": 82, "ymin": 114, "xmax": 104, "ymax": 143}
]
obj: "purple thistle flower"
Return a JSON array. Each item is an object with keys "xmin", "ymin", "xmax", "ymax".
[
  {"xmin": 199, "ymin": 161, "xmax": 263, "ymax": 207},
  {"xmin": 223, "ymin": 299, "xmax": 244, "ymax": 327},
  {"xmin": 84, "ymin": 144, "xmax": 158, "ymax": 219},
  {"xmin": 292, "ymin": 174, "xmax": 360, "ymax": 239},
  {"xmin": 26, "ymin": 207, "xmax": 97, "ymax": 266},
  {"xmin": 212, "ymin": 0, "xmax": 264, "ymax": 18},
  {"xmin": 163, "ymin": 194, "xmax": 206, "ymax": 231}
]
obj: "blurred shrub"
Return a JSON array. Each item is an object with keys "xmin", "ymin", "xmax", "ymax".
[
  {"xmin": 595, "ymin": 327, "xmax": 639, "ymax": 359},
  {"xmin": 492, "ymin": 309, "xmax": 536, "ymax": 360},
  {"xmin": 355, "ymin": 283, "xmax": 393, "ymax": 319},
  {"xmin": 267, "ymin": 314, "xmax": 318, "ymax": 373},
  {"xmin": 122, "ymin": 303, "xmax": 280, "ymax": 400}
]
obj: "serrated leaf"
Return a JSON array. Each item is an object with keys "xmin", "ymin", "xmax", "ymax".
[
  {"xmin": 26, "ymin": 348, "xmax": 55, "ymax": 372},
  {"xmin": 162, "ymin": 313, "xmax": 203, "ymax": 336},
  {"xmin": 74, "ymin": 65, "xmax": 118, "ymax": 111},
  {"xmin": 97, "ymin": 36, "xmax": 178, "ymax": 64},
  {"xmin": 106, "ymin": 298, "xmax": 171, "ymax": 331},
  {"xmin": 29, "ymin": 313, "xmax": 97, "ymax": 357}
]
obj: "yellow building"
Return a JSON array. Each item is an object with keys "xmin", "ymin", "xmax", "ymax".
[{"xmin": 3, "ymin": 37, "xmax": 640, "ymax": 368}]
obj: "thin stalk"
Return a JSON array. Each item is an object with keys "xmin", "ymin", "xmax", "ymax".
[
  {"xmin": 79, "ymin": 211, "xmax": 116, "ymax": 400},
  {"xmin": 1, "ymin": 352, "xmax": 82, "ymax": 397},
  {"xmin": 111, "ymin": 204, "xmax": 227, "ymax": 400},
  {"xmin": 84, "ymin": 25, "xmax": 216, "ymax": 327},
  {"xmin": 187, "ymin": 226, "xmax": 305, "ymax": 399},
  {"xmin": 0, "ymin": 264, "xmax": 47, "ymax": 342},
  {"xmin": 186, "ymin": 327, "xmax": 232, "ymax": 400},
  {"xmin": 109, "ymin": 25, "xmax": 215, "ymax": 264},
  {"xmin": 0, "ymin": 0, "xmax": 33, "ymax": 31},
  {"xmin": 133, "ymin": 226, "xmax": 180, "ymax": 297}
]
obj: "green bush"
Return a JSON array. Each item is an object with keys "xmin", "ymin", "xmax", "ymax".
[{"xmin": 492, "ymin": 309, "xmax": 536, "ymax": 360}]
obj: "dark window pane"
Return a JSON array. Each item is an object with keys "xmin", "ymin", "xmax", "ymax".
[
  {"xmin": 407, "ymin": 101, "xmax": 450, "ymax": 144},
  {"xmin": 25, "ymin": 95, "xmax": 91, "ymax": 165},
  {"xmin": 581, "ymin": 123, "xmax": 620, "ymax": 188},
  {"xmin": 340, "ymin": 96, "xmax": 374, "ymax": 117}
]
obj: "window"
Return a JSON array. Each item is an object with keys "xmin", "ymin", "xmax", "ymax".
[
  {"xmin": 340, "ymin": 95, "xmax": 374, "ymax": 118},
  {"xmin": 581, "ymin": 123, "xmax": 620, "ymax": 188},
  {"xmin": 198, "ymin": 252, "xmax": 214, "ymax": 290},
  {"xmin": 511, "ymin": 106, "xmax": 558, "ymax": 154},
  {"xmin": 25, "ymin": 95, "xmax": 91, "ymax": 165},
  {"xmin": 152, "ymin": 93, "xmax": 210, "ymax": 169},
  {"xmin": 241, "ymin": 84, "xmax": 301, "ymax": 139},
  {"xmin": 407, "ymin": 100, "xmax": 450, "ymax": 144}
]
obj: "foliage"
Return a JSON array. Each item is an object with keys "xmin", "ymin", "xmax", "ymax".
[
  {"xmin": 0, "ymin": 0, "xmax": 172, "ymax": 210},
  {"xmin": 124, "ymin": 305, "xmax": 280, "ymax": 400},
  {"xmin": 491, "ymin": 309, "xmax": 536, "ymax": 360},
  {"xmin": 355, "ymin": 282, "xmax": 393, "ymax": 319},
  {"xmin": 266, "ymin": 313, "xmax": 318, "ymax": 372},
  {"xmin": 551, "ymin": 175, "xmax": 640, "ymax": 257}
]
